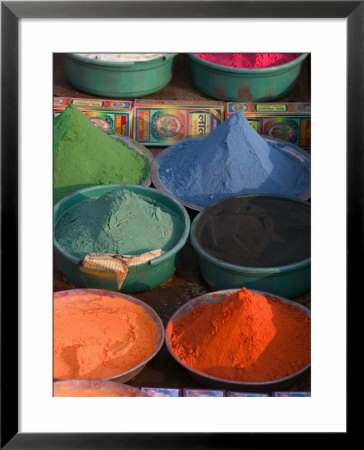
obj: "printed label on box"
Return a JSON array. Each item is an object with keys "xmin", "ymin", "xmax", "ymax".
[
  {"xmin": 133, "ymin": 101, "xmax": 224, "ymax": 146},
  {"xmin": 225, "ymin": 102, "xmax": 311, "ymax": 149},
  {"xmin": 226, "ymin": 391, "xmax": 269, "ymax": 397},
  {"xmin": 272, "ymin": 392, "xmax": 311, "ymax": 397},
  {"xmin": 183, "ymin": 389, "xmax": 225, "ymax": 397},
  {"xmin": 53, "ymin": 97, "xmax": 133, "ymax": 137},
  {"xmin": 141, "ymin": 387, "xmax": 182, "ymax": 397},
  {"xmin": 262, "ymin": 118, "xmax": 300, "ymax": 143}
]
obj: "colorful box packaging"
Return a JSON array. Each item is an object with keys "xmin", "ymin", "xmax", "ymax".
[
  {"xmin": 133, "ymin": 99, "xmax": 225, "ymax": 146},
  {"xmin": 226, "ymin": 391, "xmax": 269, "ymax": 397},
  {"xmin": 183, "ymin": 389, "xmax": 225, "ymax": 397},
  {"xmin": 53, "ymin": 97, "xmax": 133, "ymax": 137},
  {"xmin": 272, "ymin": 391, "xmax": 311, "ymax": 397},
  {"xmin": 225, "ymin": 102, "xmax": 311, "ymax": 150},
  {"xmin": 141, "ymin": 387, "xmax": 182, "ymax": 397}
]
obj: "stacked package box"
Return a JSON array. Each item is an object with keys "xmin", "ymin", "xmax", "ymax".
[
  {"xmin": 53, "ymin": 97, "xmax": 133, "ymax": 137},
  {"xmin": 140, "ymin": 387, "xmax": 182, "ymax": 397},
  {"xmin": 133, "ymin": 99, "xmax": 225, "ymax": 146},
  {"xmin": 225, "ymin": 102, "xmax": 311, "ymax": 150}
]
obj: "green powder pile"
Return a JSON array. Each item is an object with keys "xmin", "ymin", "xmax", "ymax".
[
  {"xmin": 53, "ymin": 104, "xmax": 149, "ymax": 204},
  {"xmin": 55, "ymin": 190, "xmax": 184, "ymax": 259}
]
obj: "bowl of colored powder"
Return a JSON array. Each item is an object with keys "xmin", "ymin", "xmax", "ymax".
[
  {"xmin": 54, "ymin": 380, "xmax": 150, "ymax": 397},
  {"xmin": 166, "ymin": 287, "xmax": 311, "ymax": 392},
  {"xmin": 152, "ymin": 111, "xmax": 310, "ymax": 211},
  {"xmin": 62, "ymin": 53, "xmax": 177, "ymax": 98},
  {"xmin": 190, "ymin": 194, "xmax": 310, "ymax": 299},
  {"xmin": 54, "ymin": 104, "xmax": 153, "ymax": 205},
  {"xmin": 188, "ymin": 53, "xmax": 308, "ymax": 101},
  {"xmin": 54, "ymin": 184, "xmax": 190, "ymax": 292},
  {"xmin": 54, "ymin": 289, "xmax": 164, "ymax": 382}
]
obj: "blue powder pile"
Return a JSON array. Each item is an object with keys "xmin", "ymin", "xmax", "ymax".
[{"xmin": 158, "ymin": 112, "xmax": 310, "ymax": 207}]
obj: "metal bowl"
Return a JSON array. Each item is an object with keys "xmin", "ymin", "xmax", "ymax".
[
  {"xmin": 54, "ymin": 289, "xmax": 164, "ymax": 383},
  {"xmin": 165, "ymin": 289, "xmax": 311, "ymax": 392},
  {"xmin": 150, "ymin": 135, "xmax": 311, "ymax": 212},
  {"xmin": 53, "ymin": 379, "xmax": 150, "ymax": 397},
  {"xmin": 110, "ymin": 135, "xmax": 154, "ymax": 187}
]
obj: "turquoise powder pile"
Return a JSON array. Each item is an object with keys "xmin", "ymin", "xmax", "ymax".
[{"xmin": 55, "ymin": 190, "xmax": 184, "ymax": 259}]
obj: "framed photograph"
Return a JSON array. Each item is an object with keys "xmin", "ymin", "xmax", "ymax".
[{"xmin": 1, "ymin": 1, "xmax": 357, "ymax": 448}]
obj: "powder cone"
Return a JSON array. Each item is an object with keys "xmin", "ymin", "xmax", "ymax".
[
  {"xmin": 53, "ymin": 104, "xmax": 149, "ymax": 204},
  {"xmin": 55, "ymin": 190, "xmax": 183, "ymax": 259},
  {"xmin": 169, "ymin": 288, "xmax": 277, "ymax": 371},
  {"xmin": 158, "ymin": 111, "xmax": 310, "ymax": 207}
]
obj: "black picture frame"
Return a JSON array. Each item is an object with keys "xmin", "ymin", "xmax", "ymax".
[{"xmin": 1, "ymin": 1, "xmax": 358, "ymax": 448}]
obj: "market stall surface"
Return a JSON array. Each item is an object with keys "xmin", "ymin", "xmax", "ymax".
[{"xmin": 53, "ymin": 52, "xmax": 311, "ymax": 394}]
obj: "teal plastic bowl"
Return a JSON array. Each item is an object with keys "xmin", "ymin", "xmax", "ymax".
[
  {"xmin": 62, "ymin": 53, "xmax": 177, "ymax": 98},
  {"xmin": 188, "ymin": 53, "xmax": 309, "ymax": 101},
  {"xmin": 54, "ymin": 184, "xmax": 190, "ymax": 293},
  {"xmin": 190, "ymin": 194, "xmax": 310, "ymax": 298}
]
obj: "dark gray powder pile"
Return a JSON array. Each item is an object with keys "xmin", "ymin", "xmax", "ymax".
[{"xmin": 195, "ymin": 196, "xmax": 310, "ymax": 268}]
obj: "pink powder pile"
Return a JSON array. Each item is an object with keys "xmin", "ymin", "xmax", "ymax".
[{"xmin": 195, "ymin": 53, "xmax": 301, "ymax": 69}]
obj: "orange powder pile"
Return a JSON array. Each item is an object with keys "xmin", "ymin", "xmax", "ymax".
[
  {"xmin": 53, "ymin": 381, "xmax": 149, "ymax": 397},
  {"xmin": 167, "ymin": 288, "xmax": 310, "ymax": 382},
  {"xmin": 55, "ymin": 387, "xmax": 122, "ymax": 397},
  {"xmin": 54, "ymin": 293, "xmax": 159, "ymax": 379}
]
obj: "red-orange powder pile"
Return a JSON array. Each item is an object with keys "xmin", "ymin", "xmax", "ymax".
[
  {"xmin": 54, "ymin": 293, "xmax": 160, "ymax": 379},
  {"xmin": 167, "ymin": 288, "xmax": 310, "ymax": 382},
  {"xmin": 195, "ymin": 53, "xmax": 301, "ymax": 68}
]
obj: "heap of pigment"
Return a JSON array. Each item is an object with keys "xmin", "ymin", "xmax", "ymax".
[
  {"xmin": 195, "ymin": 53, "xmax": 301, "ymax": 68},
  {"xmin": 55, "ymin": 189, "xmax": 184, "ymax": 259},
  {"xmin": 195, "ymin": 196, "xmax": 310, "ymax": 268},
  {"xmin": 53, "ymin": 381, "xmax": 149, "ymax": 397},
  {"xmin": 53, "ymin": 104, "xmax": 149, "ymax": 204},
  {"xmin": 167, "ymin": 287, "xmax": 311, "ymax": 382},
  {"xmin": 158, "ymin": 111, "xmax": 310, "ymax": 207},
  {"xmin": 54, "ymin": 292, "xmax": 160, "ymax": 379},
  {"xmin": 76, "ymin": 53, "xmax": 164, "ymax": 62}
]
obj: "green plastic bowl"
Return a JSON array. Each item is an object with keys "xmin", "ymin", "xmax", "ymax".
[
  {"xmin": 54, "ymin": 184, "xmax": 190, "ymax": 293},
  {"xmin": 190, "ymin": 194, "xmax": 310, "ymax": 298},
  {"xmin": 62, "ymin": 53, "xmax": 177, "ymax": 98},
  {"xmin": 188, "ymin": 53, "xmax": 309, "ymax": 101}
]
